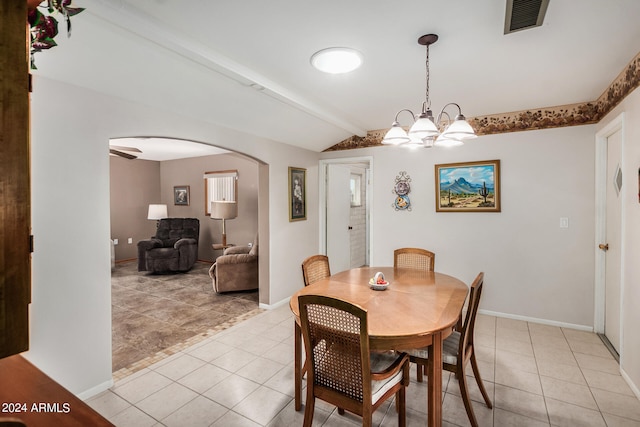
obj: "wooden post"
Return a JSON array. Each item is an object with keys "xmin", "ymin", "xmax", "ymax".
[{"xmin": 0, "ymin": 0, "xmax": 32, "ymax": 358}]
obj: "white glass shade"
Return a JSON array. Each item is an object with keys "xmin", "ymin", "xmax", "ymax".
[
  {"xmin": 441, "ymin": 118, "xmax": 477, "ymax": 140},
  {"xmin": 433, "ymin": 135, "xmax": 464, "ymax": 147},
  {"xmin": 147, "ymin": 204, "xmax": 168, "ymax": 220},
  {"xmin": 408, "ymin": 116, "xmax": 439, "ymax": 139},
  {"xmin": 310, "ymin": 48, "xmax": 363, "ymax": 74},
  {"xmin": 210, "ymin": 201, "xmax": 238, "ymax": 220},
  {"xmin": 381, "ymin": 123, "xmax": 411, "ymax": 145}
]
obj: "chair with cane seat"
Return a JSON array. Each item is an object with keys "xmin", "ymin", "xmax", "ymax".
[{"xmin": 299, "ymin": 294, "xmax": 410, "ymax": 427}]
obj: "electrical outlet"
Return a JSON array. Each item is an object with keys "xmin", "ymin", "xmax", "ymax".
[
  {"xmin": 113, "ymin": 239, "xmax": 118, "ymax": 245},
  {"xmin": 128, "ymin": 237, "xmax": 133, "ymax": 244},
  {"xmin": 560, "ymin": 217, "xmax": 569, "ymax": 228}
]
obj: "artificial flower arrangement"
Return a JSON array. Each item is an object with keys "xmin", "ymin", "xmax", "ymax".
[{"xmin": 27, "ymin": 0, "xmax": 85, "ymax": 69}]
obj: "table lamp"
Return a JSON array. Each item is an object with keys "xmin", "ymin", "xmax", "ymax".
[{"xmin": 210, "ymin": 201, "xmax": 237, "ymax": 247}]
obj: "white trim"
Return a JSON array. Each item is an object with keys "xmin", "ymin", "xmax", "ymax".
[
  {"xmin": 621, "ymin": 367, "xmax": 640, "ymax": 401},
  {"xmin": 259, "ymin": 297, "xmax": 290, "ymax": 310},
  {"xmin": 594, "ymin": 113, "xmax": 625, "ymax": 358},
  {"xmin": 479, "ymin": 309, "xmax": 593, "ymax": 331},
  {"xmin": 76, "ymin": 379, "xmax": 114, "ymax": 400},
  {"xmin": 318, "ymin": 156, "xmax": 374, "ymax": 260}
]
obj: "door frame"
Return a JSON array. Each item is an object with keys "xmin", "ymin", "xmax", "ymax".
[
  {"xmin": 319, "ymin": 156, "xmax": 373, "ymax": 262},
  {"xmin": 594, "ymin": 113, "xmax": 625, "ymax": 340}
]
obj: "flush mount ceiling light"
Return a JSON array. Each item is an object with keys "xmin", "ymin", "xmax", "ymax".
[
  {"xmin": 382, "ymin": 34, "xmax": 477, "ymax": 148},
  {"xmin": 311, "ymin": 47, "xmax": 363, "ymax": 74}
]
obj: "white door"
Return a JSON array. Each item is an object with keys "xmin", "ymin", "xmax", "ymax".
[
  {"xmin": 604, "ymin": 128, "xmax": 623, "ymax": 353},
  {"xmin": 326, "ymin": 164, "xmax": 351, "ymax": 274}
]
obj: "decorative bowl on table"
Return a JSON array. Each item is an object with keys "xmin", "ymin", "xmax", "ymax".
[{"xmin": 369, "ymin": 272, "xmax": 390, "ymax": 291}]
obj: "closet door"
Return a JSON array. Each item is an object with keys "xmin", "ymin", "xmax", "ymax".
[{"xmin": 0, "ymin": 0, "xmax": 32, "ymax": 358}]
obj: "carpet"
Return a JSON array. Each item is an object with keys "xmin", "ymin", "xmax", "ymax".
[{"xmin": 111, "ymin": 261, "xmax": 260, "ymax": 376}]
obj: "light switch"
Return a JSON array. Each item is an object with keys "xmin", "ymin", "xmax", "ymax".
[
  {"xmin": 560, "ymin": 217, "xmax": 569, "ymax": 228},
  {"xmin": 113, "ymin": 239, "xmax": 118, "ymax": 245}
]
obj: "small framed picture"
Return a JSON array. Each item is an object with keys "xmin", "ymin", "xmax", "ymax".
[
  {"xmin": 174, "ymin": 185, "xmax": 190, "ymax": 206},
  {"xmin": 289, "ymin": 167, "xmax": 306, "ymax": 221},
  {"xmin": 435, "ymin": 160, "xmax": 501, "ymax": 212}
]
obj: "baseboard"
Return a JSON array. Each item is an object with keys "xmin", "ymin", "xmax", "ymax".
[
  {"xmin": 621, "ymin": 367, "xmax": 640, "ymax": 401},
  {"xmin": 115, "ymin": 258, "xmax": 136, "ymax": 264},
  {"xmin": 76, "ymin": 378, "xmax": 114, "ymax": 400},
  {"xmin": 479, "ymin": 309, "xmax": 593, "ymax": 331},
  {"xmin": 259, "ymin": 297, "xmax": 289, "ymax": 310}
]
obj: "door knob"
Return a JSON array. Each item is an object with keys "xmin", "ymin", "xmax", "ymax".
[{"xmin": 598, "ymin": 243, "xmax": 609, "ymax": 251}]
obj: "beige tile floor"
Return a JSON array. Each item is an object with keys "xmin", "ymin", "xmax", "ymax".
[{"xmin": 86, "ymin": 304, "xmax": 640, "ymax": 426}]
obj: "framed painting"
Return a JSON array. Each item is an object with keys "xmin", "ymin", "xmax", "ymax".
[
  {"xmin": 174, "ymin": 185, "xmax": 190, "ymax": 206},
  {"xmin": 435, "ymin": 160, "xmax": 501, "ymax": 212},
  {"xmin": 289, "ymin": 167, "xmax": 306, "ymax": 221}
]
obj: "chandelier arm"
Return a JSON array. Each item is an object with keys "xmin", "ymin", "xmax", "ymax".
[{"xmin": 393, "ymin": 108, "xmax": 417, "ymax": 124}]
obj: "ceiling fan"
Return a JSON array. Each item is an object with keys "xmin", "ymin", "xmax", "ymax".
[{"xmin": 109, "ymin": 145, "xmax": 142, "ymax": 160}]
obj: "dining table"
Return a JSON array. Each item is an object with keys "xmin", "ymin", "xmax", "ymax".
[{"xmin": 289, "ymin": 266, "xmax": 469, "ymax": 427}]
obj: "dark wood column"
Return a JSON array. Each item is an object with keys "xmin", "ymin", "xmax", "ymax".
[{"xmin": 0, "ymin": 0, "xmax": 32, "ymax": 358}]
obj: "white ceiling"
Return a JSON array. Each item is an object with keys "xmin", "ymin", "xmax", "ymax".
[
  {"xmin": 109, "ymin": 137, "xmax": 230, "ymax": 161},
  {"xmin": 35, "ymin": 0, "xmax": 640, "ymax": 153}
]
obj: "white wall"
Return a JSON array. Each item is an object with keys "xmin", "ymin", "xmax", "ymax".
[
  {"xmin": 322, "ymin": 124, "xmax": 596, "ymax": 328},
  {"xmin": 29, "ymin": 76, "xmax": 319, "ymax": 396},
  {"xmin": 596, "ymin": 88, "xmax": 640, "ymax": 396}
]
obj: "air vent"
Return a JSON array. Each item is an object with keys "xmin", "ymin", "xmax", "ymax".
[{"xmin": 504, "ymin": 0, "xmax": 550, "ymax": 34}]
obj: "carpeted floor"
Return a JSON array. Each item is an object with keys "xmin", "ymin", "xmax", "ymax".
[{"xmin": 111, "ymin": 261, "xmax": 260, "ymax": 375}]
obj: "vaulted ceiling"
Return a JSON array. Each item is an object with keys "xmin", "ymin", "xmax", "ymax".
[{"xmin": 34, "ymin": 0, "xmax": 640, "ymax": 153}]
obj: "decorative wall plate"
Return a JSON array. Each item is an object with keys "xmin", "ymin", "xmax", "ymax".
[{"xmin": 392, "ymin": 171, "xmax": 412, "ymax": 211}]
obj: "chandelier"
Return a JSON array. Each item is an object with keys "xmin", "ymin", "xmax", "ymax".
[{"xmin": 382, "ymin": 34, "xmax": 477, "ymax": 148}]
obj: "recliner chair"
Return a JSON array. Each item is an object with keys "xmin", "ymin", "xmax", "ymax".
[
  {"xmin": 137, "ymin": 218, "xmax": 199, "ymax": 273},
  {"xmin": 209, "ymin": 237, "xmax": 258, "ymax": 293}
]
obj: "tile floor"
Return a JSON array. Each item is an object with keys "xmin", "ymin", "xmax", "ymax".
[{"xmin": 87, "ymin": 304, "xmax": 640, "ymax": 426}]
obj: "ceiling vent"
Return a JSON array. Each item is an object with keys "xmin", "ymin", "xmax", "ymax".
[{"xmin": 504, "ymin": 0, "xmax": 550, "ymax": 34}]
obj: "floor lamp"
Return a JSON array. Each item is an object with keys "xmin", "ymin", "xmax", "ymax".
[
  {"xmin": 147, "ymin": 204, "xmax": 168, "ymax": 228},
  {"xmin": 210, "ymin": 201, "xmax": 237, "ymax": 247}
]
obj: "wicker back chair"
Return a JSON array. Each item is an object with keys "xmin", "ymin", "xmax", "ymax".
[
  {"xmin": 299, "ymin": 295, "xmax": 409, "ymax": 427},
  {"xmin": 301, "ymin": 255, "xmax": 331, "ymax": 286},
  {"xmin": 404, "ymin": 272, "xmax": 492, "ymax": 427},
  {"xmin": 393, "ymin": 247, "xmax": 435, "ymax": 271}
]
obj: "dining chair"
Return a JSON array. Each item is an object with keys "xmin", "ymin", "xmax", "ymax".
[
  {"xmin": 403, "ymin": 272, "xmax": 491, "ymax": 427},
  {"xmin": 298, "ymin": 294, "xmax": 409, "ymax": 427},
  {"xmin": 301, "ymin": 254, "xmax": 331, "ymax": 286},
  {"xmin": 297, "ymin": 254, "xmax": 333, "ymax": 408},
  {"xmin": 393, "ymin": 247, "xmax": 435, "ymax": 271}
]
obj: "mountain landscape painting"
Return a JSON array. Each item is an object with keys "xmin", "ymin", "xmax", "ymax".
[{"xmin": 435, "ymin": 159, "xmax": 501, "ymax": 212}]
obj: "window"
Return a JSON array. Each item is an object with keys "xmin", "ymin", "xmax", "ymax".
[
  {"xmin": 350, "ymin": 173, "xmax": 362, "ymax": 207},
  {"xmin": 204, "ymin": 170, "xmax": 238, "ymax": 215}
]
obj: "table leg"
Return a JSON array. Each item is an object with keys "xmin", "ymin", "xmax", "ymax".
[
  {"xmin": 294, "ymin": 321, "xmax": 302, "ymax": 411},
  {"xmin": 427, "ymin": 331, "xmax": 443, "ymax": 427}
]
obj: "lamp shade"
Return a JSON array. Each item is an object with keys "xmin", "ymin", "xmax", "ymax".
[
  {"xmin": 210, "ymin": 201, "xmax": 237, "ymax": 220},
  {"xmin": 441, "ymin": 116, "xmax": 477, "ymax": 140},
  {"xmin": 381, "ymin": 122, "xmax": 411, "ymax": 145},
  {"xmin": 147, "ymin": 204, "xmax": 168, "ymax": 220}
]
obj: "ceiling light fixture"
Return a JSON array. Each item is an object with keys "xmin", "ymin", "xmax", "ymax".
[
  {"xmin": 311, "ymin": 47, "xmax": 363, "ymax": 74},
  {"xmin": 382, "ymin": 34, "xmax": 477, "ymax": 148}
]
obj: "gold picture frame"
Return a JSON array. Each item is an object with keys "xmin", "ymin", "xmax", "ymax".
[{"xmin": 435, "ymin": 160, "xmax": 501, "ymax": 212}]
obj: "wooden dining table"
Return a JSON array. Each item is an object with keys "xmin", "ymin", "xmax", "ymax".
[{"xmin": 289, "ymin": 266, "xmax": 469, "ymax": 427}]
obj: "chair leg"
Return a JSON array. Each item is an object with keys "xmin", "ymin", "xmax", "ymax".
[
  {"xmin": 397, "ymin": 387, "xmax": 406, "ymax": 427},
  {"xmin": 338, "ymin": 408, "xmax": 345, "ymax": 415},
  {"xmin": 458, "ymin": 364, "xmax": 479, "ymax": 427},
  {"xmin": 302, "ymin": 390, "xmax": 315, "ymax": 427},
  {"xmin": 416, "ymin": 361, "xmax": 424, "ymax": 382},
  {"xmin": 470, "ymin": 351, "xmax": 493, "ymax": 408}
]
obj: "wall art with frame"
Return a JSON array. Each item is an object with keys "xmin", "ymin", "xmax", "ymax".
[
  {"xmin": 288, "ymin": 167, "xmax": 306, "ymax": 221},
  {"xmin": 174, "ymin": 185, "xmax": 190, "ymax": 206},
  {"xmin": 435, "ymin": 159, "xmax": 500, "ymax": 212}
]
